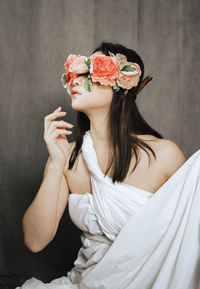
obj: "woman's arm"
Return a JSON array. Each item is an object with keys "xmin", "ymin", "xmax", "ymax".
[{"xmin": 22, "ymin": 145, "xmax": 73, "ymax": 253}]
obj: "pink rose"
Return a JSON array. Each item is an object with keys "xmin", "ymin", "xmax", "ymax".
[
  {"xmin": 89, "ymin": 55, "xmax": 120, "ymax": 86},
  {"xmin": 69, "ymin": 56, "xmax": 89, "ymax": 74}
]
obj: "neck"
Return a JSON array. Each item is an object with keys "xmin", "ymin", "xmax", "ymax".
[{"xmin": 86, "ymin": 111, "xmax": 111, "ymax": 148}]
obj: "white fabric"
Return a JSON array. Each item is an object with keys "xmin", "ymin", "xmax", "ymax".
[{"xmin": 16, "ymin": 130, "xmax": 200, "ymax": 289}]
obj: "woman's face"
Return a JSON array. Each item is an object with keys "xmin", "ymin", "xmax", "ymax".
[{"xmin": 67, "ymin": 51, "xmax": 114, "ymax": 113}]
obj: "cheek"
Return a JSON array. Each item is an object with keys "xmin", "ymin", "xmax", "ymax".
[
  {"xmin": 90, "ymin": 84, "xmax": 113, "ymax": 105},
  {"xmin": 68, "ymin": 81, "xmax": 113, "ymax": 109}
]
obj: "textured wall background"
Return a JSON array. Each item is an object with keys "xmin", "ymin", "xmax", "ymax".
[{"xmin": 0, "ymin": 0, "xmax": 200, "ymax": 287}]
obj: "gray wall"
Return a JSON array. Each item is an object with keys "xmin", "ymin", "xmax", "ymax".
[{"xmin": 0, "ymin": 0, "xmax": 200, "ymax": 287}]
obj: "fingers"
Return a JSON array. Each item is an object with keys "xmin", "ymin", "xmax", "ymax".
[
  {"xmin": 47, "ymin": 120, "xmax": 73, "ymax": 136},
  {"xmin": 44, "ymin": 106, "xmax": 73, "ymax": 134},
  {"xmin": 50, "ymin": 128, "xmax": 72, "ymax": 140},
  {"xmin": 44, "ymin": 107, "xmax": 65, "ymax": 131}
]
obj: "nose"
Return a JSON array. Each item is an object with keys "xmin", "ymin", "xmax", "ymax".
[{"xmin": 73, "ymin": 76, "xmax": 83, "ymax": 87}]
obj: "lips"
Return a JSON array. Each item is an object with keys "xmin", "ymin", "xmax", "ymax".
[{"xmin": 72, "ymin": 89, "xmax": 81, "ymax": 95}]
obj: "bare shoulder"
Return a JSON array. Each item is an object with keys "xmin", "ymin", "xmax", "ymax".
[
  {"xmin": 137, "ymin": 134, "xmax": 186, "ymax": 177},
  {"xmin": 136, "ymin": 134, "xmax": 159, "ymax": 142},
  {"xmin": 150, "ymin": 136, "xmax": 186, "ymax": 178},
  {"xmin": 157, "ymin": 138, "xmax": 186, "ymax": 161},
  {"xmin": 138, "ymin": 134, "xmax": 185, "ymax": 157}
]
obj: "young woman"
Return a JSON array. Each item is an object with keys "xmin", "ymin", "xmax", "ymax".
[{"xmin": 17, "ymin": 42, "xmax": 200, "ymax": 289}]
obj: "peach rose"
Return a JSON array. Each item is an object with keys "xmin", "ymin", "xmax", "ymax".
[
  {"xmin": 117, "ymin": 74, "xmax": 140, "ymax": 89},
  {"xmin": 117, "ymin": 62, "xmax": 141, "ymax": 89},
  {"xmin": 89, "ymin": 55, "xmax": 120, "ymax": 86},
  {"xmin": 69, "ymin": 56, "xmax": 89, "ymax": 74},
  {"xmin": 64, "ymin": 54, "xmax": 79, "ymax": 86}
]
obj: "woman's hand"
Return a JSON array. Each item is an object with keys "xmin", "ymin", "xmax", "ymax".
[{"xmin": 43, "ymin": 106, "xmax": 74, "ymax": 168}]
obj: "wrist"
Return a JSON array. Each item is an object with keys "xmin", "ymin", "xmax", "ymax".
[{"xmin": 49, "ymin": 159, "xmax": 65, "ymax": 173}]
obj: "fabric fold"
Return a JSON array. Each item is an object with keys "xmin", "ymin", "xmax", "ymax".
[
  {"xmin": 81, "ymin": 130, "xmax": 153, "ymax": 241},
  {"xmin": 79, "ymin": 146, "xmax": 200, "ymax": 289}
]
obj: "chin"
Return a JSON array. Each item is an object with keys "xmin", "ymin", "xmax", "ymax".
[
  {"xmin": 71, "ymin": 103, "xmax": 80, "ymax": 111},
  {"xmin": 71, "ymin": 101, "xmax": 86, "ymax": 112}
]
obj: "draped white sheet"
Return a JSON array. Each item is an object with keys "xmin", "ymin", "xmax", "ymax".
[{"xmin": 16, "ymin": 130, "xmax": 200, "ymax": 289}]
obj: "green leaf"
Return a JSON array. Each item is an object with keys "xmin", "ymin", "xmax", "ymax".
[
  {"xmin": 113, "ymin": 82, "xmax": 120, "ymax": 91},
  {"xmin": 85, "ymin": 59, "xmax": 91, "ymax": 70},
  {"xmin": 108, "ymin": 51, "xmax": 115, "ymax": 57},
  {"xmin": 121, "ymin": 65, "xmax": 136, "ymax": 72},
  {"xmin": 88, "ymin": 73, "xmax": 92, "ymax": 79},
  {"xmin": 61, "ymin": 73, "xmax": 67, "ymax": 86},
  {"xmin": 84, "ymin": 78, "xmax": 92, "ymax": 92}
]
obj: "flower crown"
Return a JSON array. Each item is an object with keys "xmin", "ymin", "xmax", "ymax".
[{"xmin": 61, "ymin": 51, "xmax": 143, "ymax": 92}]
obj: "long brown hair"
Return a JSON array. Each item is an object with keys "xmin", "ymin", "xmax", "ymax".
[{"xmin": 68, "ymin": 41, "xmax": 163, "ymax": 183}]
